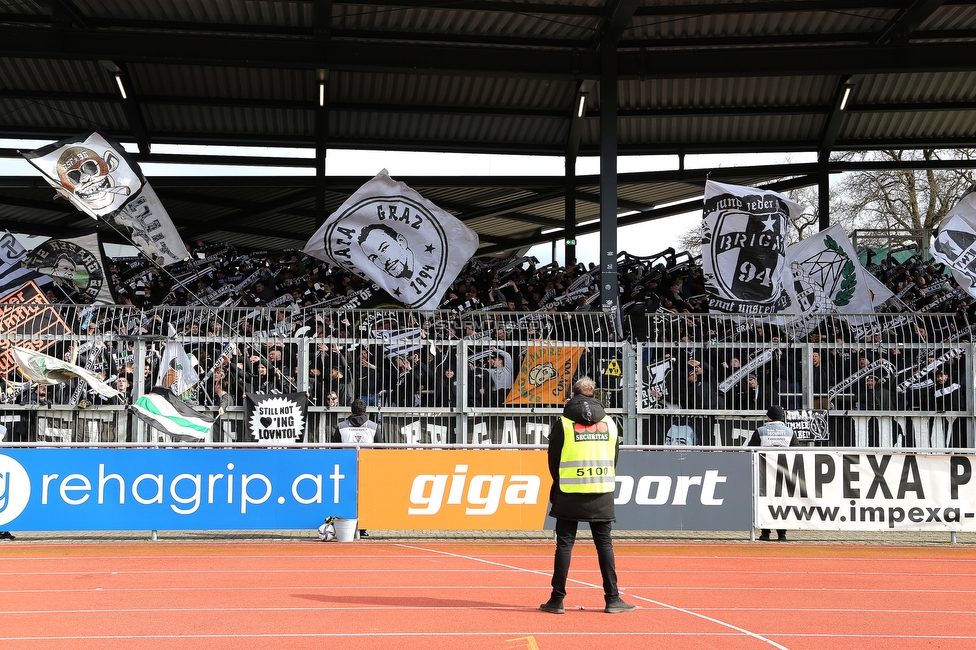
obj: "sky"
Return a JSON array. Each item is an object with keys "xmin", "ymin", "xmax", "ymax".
[{"xmin": 1, "ymin": 138, "xmax": 815, "ymax": 264}]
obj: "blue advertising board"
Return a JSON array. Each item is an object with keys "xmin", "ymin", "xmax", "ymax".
[{"xmin": 0, "ymin": 448, "xmax": 357, "ymax": 531}]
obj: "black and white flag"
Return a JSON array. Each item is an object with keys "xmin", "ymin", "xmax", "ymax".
[
  {"xmin": 245, "ymin": 392, "xmax": 309, "ymax": 445},
  {"xmin": 23, "ymin": 131, "xmax": 189, "ymax": 267},
  {"xmin": 107, "ymin": 183, "xmax": 189, "ymax": 266},
  {"xmin": 303, "ymin": 170, "xmax": 479, "ymax": 309},
  {"xmin": 932, "ymin": 186, "xmax": 976, "ymax": 298},
  {"xmin": 22, "ymin": 233, "xmax": 116, "ymax": 304},
  {"xmin": 22, "ymin": 130, "xmax": 144, "ymax": 219},
  {"xmin": 702, "ymin": 180, "xmax": 799, "ymax": 314},
  {"xmin": 0, "ymin": 231, "xmax": 51, "ymax": 300}
]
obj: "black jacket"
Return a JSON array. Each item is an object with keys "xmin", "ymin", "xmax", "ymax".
[{"xmin": 547, "ymin": 394, "xmax": 618, "ymax": 522}]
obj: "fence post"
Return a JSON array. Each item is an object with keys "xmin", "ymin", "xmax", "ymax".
[{"xmin": 622, "ymin": 341, "xmax": 637, "ymax": 445}]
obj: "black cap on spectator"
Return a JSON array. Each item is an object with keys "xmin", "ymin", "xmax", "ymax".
[{"xmin": 766, "ymin": 405, "xmax": 787, "ymax": 422}]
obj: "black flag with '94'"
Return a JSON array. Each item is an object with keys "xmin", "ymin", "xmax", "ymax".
[{"xmin": 701, "ymin": 180, "xmax": 801, "ymax": 315}]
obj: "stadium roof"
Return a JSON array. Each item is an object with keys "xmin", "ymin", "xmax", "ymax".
[{"xmin": 2, "ymin": 0, "xmax": 976, "ymax": 255}]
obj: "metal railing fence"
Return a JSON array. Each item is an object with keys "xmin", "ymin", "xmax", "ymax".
[{"xmin": 0, "ymin": 305, "xmax": 971, "ymax": 448}]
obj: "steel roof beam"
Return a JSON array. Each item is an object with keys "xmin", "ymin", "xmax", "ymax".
[{"xmin": 6, "ymin": 25, "xmax": 976, "ymax": 77}]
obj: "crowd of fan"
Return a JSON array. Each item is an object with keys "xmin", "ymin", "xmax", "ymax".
[{"xmin": 6, "ymin": 237, "xmax": 974, "ymax": 448}]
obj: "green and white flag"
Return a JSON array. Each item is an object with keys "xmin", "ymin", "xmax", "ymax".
[
  {"xmin": 785, "ymin": 224, "xmax": 886, "ymax": 315},
  {"xmin": 10, "ymin": 346, "xmax": 119, "ymax": 399},
  {"xmin": 130, "ymin": 387, "xmax": 213, "ymax": 442}
]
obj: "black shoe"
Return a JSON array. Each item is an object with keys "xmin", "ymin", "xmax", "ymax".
[
  {"xmin": 0, "ymin": 531, "xmax": 15, "ymax": 540},
  {"xmin": 758, "ymin": 531, "xmax": 770, "ymax": 541},
  {"xmin": 539, "ymin": 598, "xmax": 565, "ymax": 614},
  {"xmin": 604, "ymin": 598, "xmax": 636, "ymax": 614},
  {"xmin": 358, "ymin": 530, "xmax": 369, "ymax": 539},
  {"xmin": 777, "ymin": 533, "xmax": 787, "ymax": 542}
]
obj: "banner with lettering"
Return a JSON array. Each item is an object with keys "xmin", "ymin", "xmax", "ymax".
[
  {"xmin": 702, "ymin": 180, "xmax": 800, "ymax": 314},
  {"xmin": 245, "ymin": 392, "xmax": 308, "ymax": 444},
  {"xmin": 303, "ymin": 169, "xmax": 479, "ymax": 309},
  {"xmin": 755, "ymin": 451, "xmax": 976, "ymax": 532}
]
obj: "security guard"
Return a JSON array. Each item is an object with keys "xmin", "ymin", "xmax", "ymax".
[
  {"xmin": 332, "ymin": 398, "xmax": 383, "ymax": 538},
  {"xmin": 748, "ymin": 404, "xmax": 799, "ymax": 541},
  {"xmin": 540, "ymin": 376, "xmax": 636, "ymax": 615}
]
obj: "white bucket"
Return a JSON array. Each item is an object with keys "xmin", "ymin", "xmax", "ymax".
[{"xmin": 334, "ymin": 517, "xmax": 358, "ymax": 542}]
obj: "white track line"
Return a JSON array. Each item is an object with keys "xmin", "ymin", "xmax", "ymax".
[{"xmin": 399, "ymin": 543, "xmax": 791, "ymax": 650}]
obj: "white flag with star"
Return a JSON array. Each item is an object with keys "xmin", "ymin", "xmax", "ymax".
[
  {"xmin": 701, "ymin": 180, "xmax": 800, "ymax": 314},
  {"xmin": 303, "ymin": 170, "xmax": 479, "ymax": 309}
]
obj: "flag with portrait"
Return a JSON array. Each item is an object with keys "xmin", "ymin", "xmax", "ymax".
[
  {"xmin": 21, "ymin": 233, "xmax": 116, "ymax": 304},
  {"xmin": 702, "ymin": 180, "xmax": 800, "ymax": 314},
  {"xmin": 303, "ymin": 169, "xmax": 480, "ymax": 309}
]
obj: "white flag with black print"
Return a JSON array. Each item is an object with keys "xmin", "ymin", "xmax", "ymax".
[
  {"xmin": 785, "ymin": 223, "xmax": 889, "ymax": 316},
  {"xmin": 22, "ymin": 130, "xmax": 144, "ymax": 219},
  {"xmin": 303, "ymin": 170, "xmax": 480, "ymax": 309},
  {"xmin": 932, "ymin": 186, "xmax": 976, "ymax": 298},
  {"xmin": 0, "ymin": 231, "xmax": 51, "ymax": 300},
  {"xmin": 701, "ymin": 180, "xmax": 800, "ymax": 314},
  {"xmin": 106, "ymin": 183, "xmax": 190, "ymax": 267}
]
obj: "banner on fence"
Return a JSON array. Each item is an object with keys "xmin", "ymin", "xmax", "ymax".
[
  {"xmin": 0, "ymin": 449, "xmax": 357, "ymax": 531},
  {"xmin": 245, "ymin": 392, "xmax": 309, "ymax": 444},
  {"xmin": 754, "ymin": 451, "xmax": 976, "ymax": 531},
  {"xmin": 0, "ymin": 281, "xmax": 71, "ymax": 376},
  {"xmin": 358, "ymin": 449, "xmax": 550, "ymax": 530}
]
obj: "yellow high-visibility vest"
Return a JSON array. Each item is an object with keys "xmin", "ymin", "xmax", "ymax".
[{"xmin": 557, "ymin": 415, "xmax": 617, "ymax": 493}]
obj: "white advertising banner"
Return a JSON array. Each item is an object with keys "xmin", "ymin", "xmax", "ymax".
[{"xmin": 755, "ymin": 451, "xmax": 976, "ymax": 531}]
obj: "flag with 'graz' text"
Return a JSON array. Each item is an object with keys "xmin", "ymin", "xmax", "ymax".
[{"xmin": 303, "ymin": 170, "xmax": 480, "ymax": 309}]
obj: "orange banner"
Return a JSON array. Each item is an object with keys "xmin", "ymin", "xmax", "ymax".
[
  {"xmin": 0, "ymin": 281, "xmax": 71, "ymax": 376},
  {"xmin": 359, "ymin": 449, "xmax": 551, "ymax": 530},
  {"xmin": 506, "ymin": 344, "xmax": 585, "ymax": 405}
]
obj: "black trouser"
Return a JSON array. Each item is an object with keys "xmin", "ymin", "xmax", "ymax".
[{"xmin": 550, "ymin": 518, "xmax": 619, "ymax": 604}]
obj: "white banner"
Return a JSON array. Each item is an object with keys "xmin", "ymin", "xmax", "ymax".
[
  {"xmin": 303, "ymin": 170, "xmax": 479, "ymax": 309},
  {"xmin": 22, "ymin": 130, "xmax": 143, "ymax": 219},
  {"xmin": 755, "ymin": 451, "xmax": 976, "ymax": 531},
  {"xmin": 785, "ymin": 223, "xmax": 889, "ymax": 316},
  {"xmin": 702, "ymin": 180, "xmax": 799, "ymax": 314},
  {"xmin": 108, "ymin": 183, "xmax": 190, "ymax": 266}
]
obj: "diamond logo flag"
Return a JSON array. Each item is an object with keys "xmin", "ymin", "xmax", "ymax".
[
  {"xmin": 506, "ymin": 345, "xmax": 586, "ymax": 406},
  {"xmin": 22, "ymin": 130, "xmax": 144, "ymax": 219},
  {"xmin": 0, "ymin": 231, "xmax": 50, "ymax": 300},
  {"xmin": 702, "ymin": 180, "xmax": 800, "ymax": 314},
  {"xmin": 785, "ymin": 224, "xmax": 882, "ymax": 315},
  {"xmin": 303, "ymin": 170, "xmax": 479, "ymax": 309}
]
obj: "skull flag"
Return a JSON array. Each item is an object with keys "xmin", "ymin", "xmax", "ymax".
[
  {"xmin": 303, "ymin": 170, "xmax": 480, "ymax": 310},
  {"xmin": 701, "ymin": 180, "xmax": 800, "ymax": 314},
  {"xmin": 22, "ymin": 130, "xmax": 144, "ymax": 219}
]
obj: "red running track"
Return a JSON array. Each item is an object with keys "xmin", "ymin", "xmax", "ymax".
[{"xmin": 1, "ymin": 540, "xmax": 974, "ymax": 650}]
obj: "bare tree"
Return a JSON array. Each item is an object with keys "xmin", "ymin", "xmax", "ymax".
[
  {"xmin": 832, "ymin": 149, "xmax": 976, "ymax": 234},
  {"xmin": 675, "ymin": 220, "xmax": 703, "ymax": 259}
]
